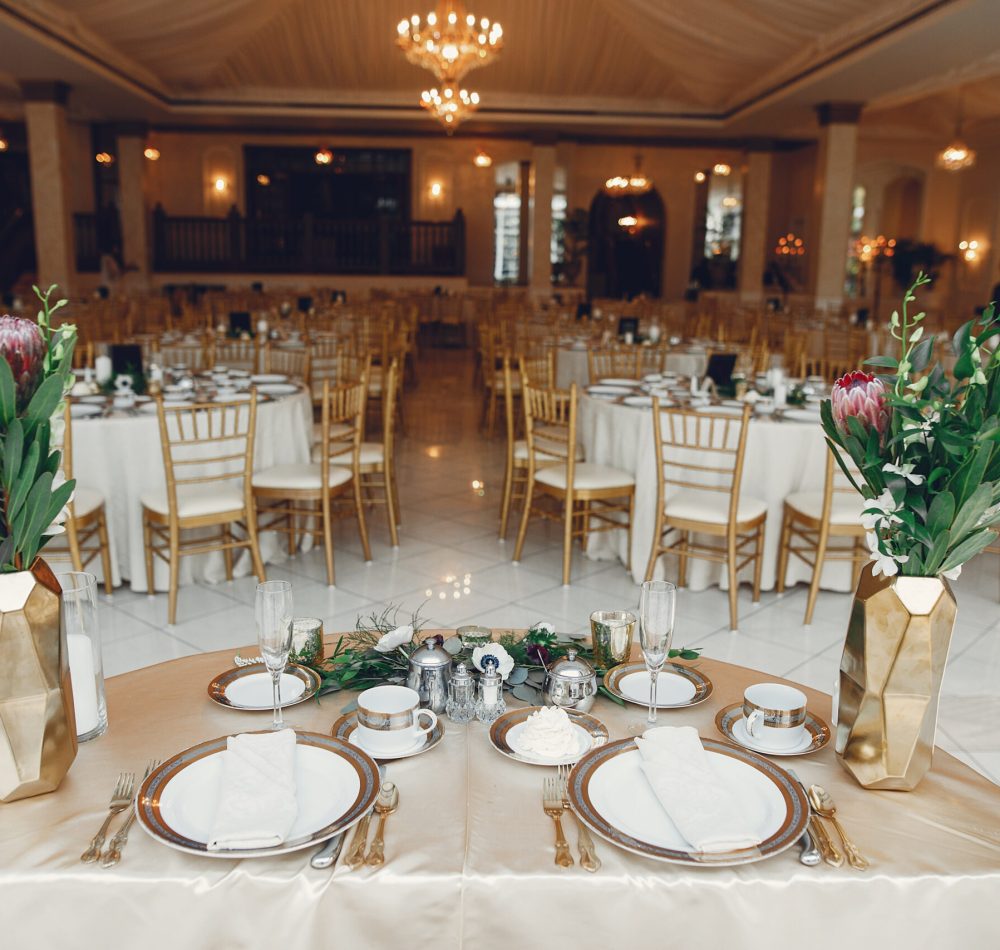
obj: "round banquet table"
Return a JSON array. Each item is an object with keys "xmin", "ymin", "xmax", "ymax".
[
  {"xmin": 1, "ymin": 634, "xmax": 997, "ymax": 950},
  {"xmin": 69, "ymin": 389, "xmax": 312, "ymax": 592},
  {"xmin": 577, "ymin": 396, "xmax": 849, "ymax": 591},
  {"xmin": 556, "ymin": 346, "xmax": 708, "ymax": 390}
]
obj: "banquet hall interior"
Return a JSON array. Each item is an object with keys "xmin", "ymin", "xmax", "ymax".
[{"xmin": 2, "ymin": 0, "xmax": 1000, "ymax": 915}]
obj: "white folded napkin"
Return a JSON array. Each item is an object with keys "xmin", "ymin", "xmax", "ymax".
[
  {"xmin": 206, "ymin": 729, "xmax": 299, "ymax": 851},
  {"xmin": 634, "ymin": 726, "xmax": 762, "ymax": 854}
]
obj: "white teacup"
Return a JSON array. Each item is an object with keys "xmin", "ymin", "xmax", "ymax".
[
  {"xmin": 356, "ymin": 685, "xmax": 437, "ymax": 756},
  {"xmin": 742, "ymin": 683, "xmax": 807, "ymax": 750}
]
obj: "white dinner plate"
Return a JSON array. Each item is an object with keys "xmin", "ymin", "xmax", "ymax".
[
  {"xmin": 255, "ymin": 382, "xmax": 299, "ymax": 396},
  {"xmin": 782, "ymin": 409, "xmax": 822, "ymax": 424},
  {"xmin": 567, "ymin": 737, "xmax": 809, "ymax": 866},
  {"xmin": 69, "ymin": 403, "xmax": 103, "ymax": 418},
  {"xmin": 78, "ymin": 395, "xmax": 108, "ymax": 404},
  {"xmin": 212, "ymin": 392, "xmax": 253, "ymax": 403},
  {"xmin": 488, "ymin": 707, "xmax": 609, "ymax": 766},
  {"xmin": 623, "ymin": 395, "xmax": 655, "ymax": 408},
  {"xmin": 250, "ymin": 374, "xmax": 288, "ymax": 384},
  {"xmin": 599, "ymin": 378, "xmax": 639, "ymax": 387},
  {"xmin": 138, "ymin": 402, "xmax": 161, "ymax": 414},
  {"xmin": 136, "ymin": 732, "xmax": 378, "ymax": 858},
  {"xmin": 603, "ymin": 662, "xmax": 713, "ymax": 708},
  {"xmin": 207, "ymin": 663, "xmax": 321, "ymax": 710},
  {"xmin": 587, "ymin": 385, "xmax": 634, "ymax": 396},
  {"xmin": 693, "ymin": 404, "xmax": 744, "ymax": 416}
]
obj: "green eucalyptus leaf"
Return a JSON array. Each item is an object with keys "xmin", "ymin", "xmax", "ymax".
[
  {"xmin": 340, "ymin": 699, "xmax": 358, "ymax": 714},
  {"xmin": 598, "ymin": 685, "xmax": 625, "ymax": 706},
  {"xmin": 511, "ymin": 684, "xmax": 540, "ymax": 704},
  {"xmin": 442, "ymin": 636, "xmax": 463, "ymax": 655},
  {"xmin": 507, "ymin": 666, "xmax": 529, "ymax": 685},
  {"xmin": 526, "ymin": 669, "xmax": 547, "ymax": 687}
]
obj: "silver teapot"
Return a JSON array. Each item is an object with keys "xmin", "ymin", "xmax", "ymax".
[
  {"xmin": 406, "ymin": 634, "xmax": 452, "ymax": 713},
  {"xmin": 543, "ymin": 648, "xmax": 597, "ymax": 713}
]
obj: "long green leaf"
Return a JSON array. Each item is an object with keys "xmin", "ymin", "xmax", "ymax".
[
  {"xmin": 824, "ymin": 438, "xmax": 865, "ymax": 495},
  {"xmin": 18, "ymin": 471, "xmax": 55, "ymax": 567},
  {"xmin": 948, "ymin": 440, "xmax": 992, "ymax": 511},
  {"xmin": 2, "ymin": 418, "xmax": 22, "ymax": 490},
  {"xmin": 22, "ymin": 375, "xmax": 64, "ymax": 432},
  {"xmin": 7, "ymin": 440, "xmax": 40, "ymax": 524},
  {"xmin": 922, "ymin": 529, "xmax": 951, "ymax": 575},
  {"xmin": 941, "ymin": 529, "xmax": 997, "ymax": 574},
  {"xmin": 0, "ymin": 358, "xmax": 14, "ymax": 425},
  {"xmin": 950, "ymin": 483, "xmax": 992, "ymax": 545},
  {"xmin": 925, "ymin": 490, "xmax": 955, "ymax": 539}
]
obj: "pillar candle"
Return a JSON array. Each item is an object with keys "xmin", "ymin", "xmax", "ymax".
[{"xmin": 67, "ymin": 632, "xmax": 100, "ymax": 737}]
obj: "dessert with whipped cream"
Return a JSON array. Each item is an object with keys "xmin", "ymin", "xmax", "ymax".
[{"xmin": 517, "ymin": 706, "xmax": 580, "ymax": 759}]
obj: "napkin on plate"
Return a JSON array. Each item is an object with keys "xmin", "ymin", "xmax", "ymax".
[
  {"xmin": 207, "ymin": 728, "xmax": 299, "ymax": 851},
  {"xmin": 634, "ymin": 726, "xmax": 762, "ymax": 854}
]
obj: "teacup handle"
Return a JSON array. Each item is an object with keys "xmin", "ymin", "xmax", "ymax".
[
  {"xmin": 415, "ymin": 709, "xmax": 438, "ymax": 737},
  {"xmin": 746, "ymin": 708, "xmax": 764, "ymax": 739}
]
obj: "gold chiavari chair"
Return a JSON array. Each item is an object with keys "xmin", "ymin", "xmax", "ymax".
[
  {"xmin": 264, "ymin": 343, "xmax": 311, "ymax": 383},
  {"xmin": 159, "ymin": 341, "xmax": 211, "ymax": 372},
  {"xmin": 359, "ymin": 358, "xmax": 401, "ymax": 547},
  {"xmin": 512, "ymin": 381, "xmax": 634, "ymax": 585},
  {"xmin": 213, "ymin": 337, "xmax": 260, "ymax": 373},
  {"xmin": 776, "ymin": 452, "xmax": 867, "ymax": 624},
  {"xmin": 141, "ymin": 395, "xmax": 265, "ymax": 625},
  {"xmin": 253, "ymin": 378, "xmax": 370, "ymax": 586},
  {"xmin": 479, "ymin": 324, "xmax": 512, "ymax": 438},
  {"xmin": 587, "ymin": 346, "xmax": 641, "ymax": 383},
  {"xmin": 638, "ymin": 343, "xmax": 671, "ymax": 376},
  {"xmin": 45, "ymin": 403, "xmax": 115, "ymax": 593},
  {"xmin": 644, "ymin": 402, "xmax": 766, "ymax": 632}
]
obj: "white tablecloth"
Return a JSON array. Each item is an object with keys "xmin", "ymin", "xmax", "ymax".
[
  {"xmin": 578, "ymin": 398, "xmax": 852, "ymax": 592},
  {"xmin": 69, "ymin": 392, "xmax": 312, "ymax": 592},
  {"xmin": 557, "ymin": 347, "xmax": 708, "ymax": 389}
]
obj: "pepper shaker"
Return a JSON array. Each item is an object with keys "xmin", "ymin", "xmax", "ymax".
[{"xmin": 475, "ymin": 655, "xmax": 506, "ymax": 725}]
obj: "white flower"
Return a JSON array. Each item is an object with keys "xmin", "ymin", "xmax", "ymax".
[
  {"xmin": 472, "ymin": 643, "xmax": 514, "ymax": 680},
  {"xmin": 882, "ymin": 462, "xmax": 924, "ymax": 485},
  {"xmin": 531, "ymin": 621, "xmax": 554, "ymax": 634},
  {"xmin": 373, "ymin": 624, "xmax": 414, "ymax": 653},
  {"xmin": 942, "ymin": 565, "xmax": 962, "ymax": 581},
  {"xmin": 866, "ymin": 531, "xmax": 908, "ymax": 577},
  {"xmin": 860, "ymin": 490, "xmax": 901, "ymax": 532}
]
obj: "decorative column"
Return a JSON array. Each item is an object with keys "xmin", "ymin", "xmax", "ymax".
[
  {"xmin": 812, "ymin": 102, "xmax": 863, "ymax": 310},
  {"xmin": 20, "ymin": 82, "xmax": 75, "ymax": 295},
  {"xmin": 115, "ymin": 125, "xmax": 151, "ymax": 288},
  {"xmin": 517, "ymin": 160, "xmax": 531, "ymax": 286},
  {"xmin": 738, "ymin": 149, "xmax": 772, "ymax": 303},
  {"xmin": 530, "ymin": 144, "xmax": 556, "ymax": 291}
]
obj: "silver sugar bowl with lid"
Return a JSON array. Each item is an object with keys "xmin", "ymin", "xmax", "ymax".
[
  {"xmin": 542, "ymin": 648, "xmax": 597, "ymax": 713},
  {"xmin": 406, "ymin": 634, "xmax": 452, "ymax": 713}
]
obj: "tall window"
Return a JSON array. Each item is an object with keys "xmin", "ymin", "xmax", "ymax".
[
  {"xmin": 704, "ymin": 174, "xmax": 742, "ymax": 261},
  {"xmin": 494, "ymin": 191, "xmax": 520, "ymax": 283}
]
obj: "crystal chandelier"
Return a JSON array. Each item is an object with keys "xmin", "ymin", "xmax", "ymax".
[
  {"xmin": 397, "ymin": 2, "xmax": 503, "ymax": 83},
  {"xmin": 604, "ymin": 154, "xmax": 652, "ymax": 196},
  {"xmin": 420, "ymin": 84, "xmax": 480, "ymax": 130},
  {"xmin": 937, "ymin": 89, "xmax": 976, "ymax": 172}
]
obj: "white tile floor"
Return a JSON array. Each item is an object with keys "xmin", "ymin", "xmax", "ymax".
[{"xmin": 99, "ymin": 347, "xmax": 1000, "ymax": 785}]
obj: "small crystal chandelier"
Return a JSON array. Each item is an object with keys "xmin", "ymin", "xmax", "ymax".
[
  {"xmin": 937, "ymin": 89, "xmax": 976, "ymax": 172},
  {"xmin": 605, "ymin": 154, "xmax": 652, "ymax": 196},
  {"xmin": 421, "ymin": 84, "xmax": 480, "ymax": 132},
  {"xmin": 397, "ymin": 2, "xmax": 503, "ymax": 83}
]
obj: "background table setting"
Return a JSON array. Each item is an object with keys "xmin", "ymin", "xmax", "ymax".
[{"xmin": 3, "ymin": 608, "xmax": 998, "ymax": 949}]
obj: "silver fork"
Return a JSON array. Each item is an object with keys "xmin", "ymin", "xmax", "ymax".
[
  {"xmin": 101, "ymin": 760, "xmax": 160, "ymax": 869},
  {"xmin": 81, "ymin": 772, "xmax": 135, "ymax": 863},
  {"xmin": 557, "ymin": 764, "xmax": 601, "ymax": 872}
]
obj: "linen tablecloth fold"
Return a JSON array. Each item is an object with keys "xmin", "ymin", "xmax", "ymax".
[
  {"xmin": 207, "ymin": 728, "xmax": 298, "ymax": 851},
  {"xmin": 635, "ymin": 726, "xmax": 762, "ymax": 853}
]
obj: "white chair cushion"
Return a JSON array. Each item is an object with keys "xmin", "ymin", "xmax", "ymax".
[
  {"xmin": 141, "ymin": 482, "xmax": 245, "ymax": 518},
  {"xmin": 359, "ymin": 442, "xmax": 384, "ymax": 465},
  {"xmin": 785, "ymin": 490, "xmax": 864, "ymax": 525},
  {"xmin": 71, "ymin": 486, "xmax": 104, "ymax": 519},
  {"xmin": 513, "ymin": 439, "xmax": 583, "ymax": 462},
  {"xmin": 252, "ymin": 463, "xmax": 352, "ymax": 491},
  {"xmin": 664, "ymin": 489, "xmax": 767, "ymax": 525},
  {"xmin": 534, "ymin": 462, "xmax": 634, "ymax": 491},
  {"xmin": 311, "ymin": 422, "xmax": 352, "ymax": 444}
]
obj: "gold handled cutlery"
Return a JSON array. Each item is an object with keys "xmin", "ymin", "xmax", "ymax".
[
  {"xmin": 542, "ymin": 777, "xmax": 574, "ymax": 868},
  {"xmin": 81, "ymin": 772, "xmax": 135, "ymax": 864},
  {"xmin": 557, "ymin": 764, "xmax": 600, "ymax": 872},
  {"xmin": 344, "ymin": 813, "xmax": 373, "ymax": 869},
  {"xmin": 366, "ymin": 782, "xmax": 399, "ymax": 867},
  {"xmin": 808, "ymin": 785, "xmax": 869, "ymax": 870}
]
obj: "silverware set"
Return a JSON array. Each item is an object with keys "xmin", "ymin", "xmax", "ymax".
[
  {"xmin": 81, "ymin": 761, "xmax": 160, "ymax": 868},
  {"xmin": 543, "ymin": 765, "xmax": 601, "ymax": 872},
  {"xmin": 789, "ymin": 769, "xmax": 868, "ymax": 870},
  {"xmin": 332, "ymin": 773, "xmax": 398, "ymax": 872}
]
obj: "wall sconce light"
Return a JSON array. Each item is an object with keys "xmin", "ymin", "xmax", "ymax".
[
  {"xmin": 0, "ymin": 133, "xmax": 9, "ymax": 152},
  {"xmin": 473, "ymin": 149, "xmax": 493, "ymax": 168},
  {"xmin": 315, "ymin": 148, "xmax": 333, "ymax": 165},
  {"xmin": 617, "ymin": 215, "xmax": 639, "ymax": 234},
  {"xmin": 775, "ymin": 232, "xmax": 806, "ymax": 256},
  {"xmin": 213, "ymin": 177, "xmax": 228, "ymax": 193},
  {"xmin": 95, "ymin": 152, "xmax": 115, "ymax": 165},
  {"xmin": 712, "ymin": 163, "xmax": 731, "ymax": 176},
  {"xmin": 256, "ymin": 173, "xmax": 271, "ymax": 186},
  {"xmin": 143, "ymin": 146, "xmax": 160, "ymax": 161},
  {"xmin": 959, "ymin": 239, "xmax": 981, "ymax": 262},
  {"xmin": 694, "ymin": 171, "xmax": 706, "ymax": 183},
  {"xmin": 429, "ymin": 181, "xmax": 444, "ymax": 198}
]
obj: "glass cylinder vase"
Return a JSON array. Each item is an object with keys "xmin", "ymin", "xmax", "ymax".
[{"xmin": 58, "ymin": 572, "xmax": 108, "ymax": 742}]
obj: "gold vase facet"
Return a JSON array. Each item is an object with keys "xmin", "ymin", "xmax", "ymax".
[
  {"xmin": 836, "ymin": 563, "xmax": 956, "ymax": 791},
  {"xmin": 0, "ymin": 560, "xmax": 78, "ymax": 803}
]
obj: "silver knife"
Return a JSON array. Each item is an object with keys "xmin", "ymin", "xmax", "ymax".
[
  {"xmin": 787, "ymin": 769, "xmax": 822, "ymax": 867},
  {"xmin": 310, "ymin": 833, "xmax": 346, "ymax": 869}
]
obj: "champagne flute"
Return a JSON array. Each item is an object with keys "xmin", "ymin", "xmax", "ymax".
[
  {"xmin": 638, "ymin": 580, "xmax": 677, "ymax": 725},
  {"xmin": 255, "ymin": 580, "xmax": 294, "ymax": 730}
]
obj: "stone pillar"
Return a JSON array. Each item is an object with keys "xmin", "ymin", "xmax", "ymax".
[
  {"xmin": 21, "ymin": 82, "xmax": 75, "ymax": 296},
  {"xmin": 812, "ymin": 102, "xmax": 863, "ymax": 310},
  {"xmin": 738, "ymin": 150, "xmax": 772, "ymax": 303},
  {"xmin": 530, "ymin": 144, "xmax": 556, "ymax": 291},
  {"xmin": 517, "ymin": 160, "xmax": 531, "ymax": 286},
  {"xmin": 115, "ymin": 126, "xmax": 151, "ymax": 288}
]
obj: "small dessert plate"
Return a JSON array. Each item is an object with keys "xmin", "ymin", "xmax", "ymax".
[
  {"xmin": 603, "ymin": 662, "xmax": 713, "ymax": 709},
  {"xmin": 331, "ymin": 710, "xmax": 445, "ymax": 761},
  {"xmin": 250, "ymin": 373, "xmax": 288, "ymax": 384},
  {"xmin": 255, "ymin": 382, "xmax": 299, "ymax": 396},
  {"xmin": 715, "ymin": 702, "xmax": 831, "ymax": 756},
  {"xmin": 69, "ymin": 403, "xmax": 103, "ymax": 418},
  {"xmin": 207, "ymin": 663, "xmax": 321, "ymax": 710},
  {"xmin": 599, "ymin": 378, "xmax": 639, "ymax": 387},
  {"xmin": 488, "ymin": 706, "xmax": 609, "ymax": 766}
]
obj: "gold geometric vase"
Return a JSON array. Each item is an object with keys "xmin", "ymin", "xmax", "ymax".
[
  {"xmin": 0, "ymin": 560, "xmax": 78, "ymax": 803},
  {"xmin": 836, "ymin": 563, "xmax": 956, "ymax": 791}
]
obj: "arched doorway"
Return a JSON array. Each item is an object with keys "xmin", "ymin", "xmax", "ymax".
[{"xmin": 587, "ymin": 188, "xmax": 665, "ymax": 299}]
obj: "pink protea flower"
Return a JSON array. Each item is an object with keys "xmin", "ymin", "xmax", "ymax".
[
  {"xmin": 0, "ymin": 314, "xmax": 46, "ymax": 409},
  {"xmin": 831, "ymin": 371, "xmax": 891, "ymax": 442}
]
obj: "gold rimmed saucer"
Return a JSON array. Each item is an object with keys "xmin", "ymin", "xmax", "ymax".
[
  {"xmin": 603, "ymin": 662, "xmax": 713, "ymax": 709},
  {"xmin": 207, "ymin": 663, "xmax": 321, "ymax": 711},
  {"xmin": 331, "ymin": 710, "xmax": 445, "ymax": 761},
  {"xmin": 714, "ymin": 703, "xmax": 831, "ymax": 757},
  {"xmin": 489, "ymin": 706, "xmax": 609, "ymax": 766}
]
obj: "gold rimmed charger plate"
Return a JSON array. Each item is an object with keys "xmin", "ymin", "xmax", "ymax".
[
  {"xmin": 207, "ymin": 663, "xmax": 321, "ymax": 711},
  {"xmin": 603, "ymin": 661, "xmax": 713, "ymax": 709},
  {"xmin": 715, "ymin": 703, "xmax": 831, "ymax": 757},
  {"xmin": 567, "ymin": 737, "xmax": 809, "ymax": 867},
  {"xmin": 136, "ymin": 731, "xmax": 379, "ymax": 858},
  {"xmin": 331, "ymin": 710, "xmax": 445, "ymax": 761},
  {"xmin": 489, "ymin": 706, "xmax": 609, "ymax": 766}
]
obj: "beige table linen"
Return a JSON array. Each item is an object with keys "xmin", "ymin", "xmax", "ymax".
[
  {"xmin": 67, "ymin": 389, "xmax": 312, "ymax": 592},
  {"xmin": 1, "ymin": 637, "xmax": 998, "ymax": 950}
]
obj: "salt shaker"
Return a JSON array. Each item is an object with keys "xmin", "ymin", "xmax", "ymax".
[
  {"xmin": 476, "ymin": 655, "xmax": 506, "ymax": 725},
  {"xmin": 445, "ymin": 662, "xmax": 477, "ymax": 724}
]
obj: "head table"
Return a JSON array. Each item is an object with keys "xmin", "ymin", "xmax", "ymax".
[{"xmin": 1, "ymin": 633, "xmax": 997, "ymax": 950}]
